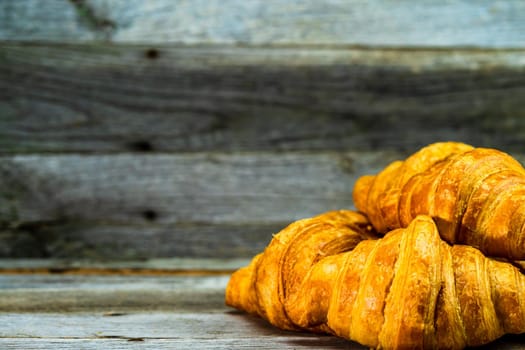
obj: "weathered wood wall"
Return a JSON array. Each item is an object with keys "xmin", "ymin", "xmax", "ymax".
[
  {"xmin": 3, "ymin": 0, "xmax": 525, "ymax": 47},
  {"xmin": 2, "ymin": 0, "xmax": 525, "ymax": 260}
]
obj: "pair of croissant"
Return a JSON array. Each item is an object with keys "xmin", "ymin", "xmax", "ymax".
[{"xmin": 225, "ymin": 142, "xmax": 525, "ymax": 349}]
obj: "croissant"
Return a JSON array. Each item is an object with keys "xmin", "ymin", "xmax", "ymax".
[
  {"xmin": 225, "ymin": 210, "xmax": 377, "ymax": 332},
  {"xmin": 226, "ymin": 212, "xmax": 525, "ymax": 349},
  {"xmin": 353, "ymin": 141, "xmax": 525, "ymax": 259}
]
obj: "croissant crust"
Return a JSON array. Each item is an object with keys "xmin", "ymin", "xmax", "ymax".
[{"xmin": 353, "ymin": 141, "xmax": 525, "ymax": 259}]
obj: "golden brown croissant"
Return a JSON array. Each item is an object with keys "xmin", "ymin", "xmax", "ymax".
[
  {"xmin": 226, "ymin": 213, "xmax": 525, "ymax": 349},
  {"xmin": 353, "ymin": 141, "xmax": 525, "ymax": 259},
  {"xmin": 225, "ymin": 210, "xmax": 376, "ymax": 332}
]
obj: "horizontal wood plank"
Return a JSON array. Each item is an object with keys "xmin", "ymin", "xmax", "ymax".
[
  {"xmin": 0, "ymin": 338, "xmax": 364, "ymax": 350},
  {"xmin": 2, "ymin": 0, "xmax": 525, "ymax": 47},
  {"xmin": 0, "ymin": 222, "xmax": 282, "ymax": 258},
  {"xmin": 0, "ymin": 258, "xmax": 249, "ymax": 272},
  {"xmin": 0, "ymin": 151, "xmax": 398, "ymax": 258},
  {"xmin": 0, "ymin": 274, "xmax": 230, "ymax": 312},
  {"xmin": 0, "ymin": 152, "xmax": 383, "ymax": 224},
  {"xmin": 2, "ymin": 43, "xmax": 525, "ymax": 153},
  {"xmin": 0, "ymin": 313, "xmax": 365, "ymax": 349},
  {"xmin": 1, "ymin": 333, "xmax": 523, "ymax": 350}
]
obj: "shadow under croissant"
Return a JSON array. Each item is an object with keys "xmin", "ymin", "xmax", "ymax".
[
  {"xmin": 226, "ymin": 310, "xmax": 366, "ymax": 349},
  {"xmin": 470, "ymin": 334, "xmax": 525, "ymax": 350},
  {"xmin": 228, "ymin": 309, "xmax": 525, "ymax": 349}
]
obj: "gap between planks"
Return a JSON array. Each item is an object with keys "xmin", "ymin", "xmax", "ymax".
[
  {"xmin": 0, "ymin": 267, "xmax": 234, "ymax": 276},
  {"xmin": 0, "ymin": 258, "xmax": 248, "ymax": 276}
]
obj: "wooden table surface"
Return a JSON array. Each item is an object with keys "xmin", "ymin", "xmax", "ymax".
[{"xmin": 1, "ymin": 260, "xmax": 524, "ymax": 349}]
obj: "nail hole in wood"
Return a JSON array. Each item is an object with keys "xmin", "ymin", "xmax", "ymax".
[
  {"xmin": 103, "ymin": 311, "xmax": 127, "ymax": 317},
  {"xmin": 145, "ymin": 48, "xmax": 159, "ymax": 60},
  {"xmin": 142, "ymin": 210, "xmax": 158, "ymax": 222},
  {"xmin": 128, "ymin": 140, "xmax": 154, "ymax": 152},
  {"xmin": 128, "ymin": 338, "xmax": 145, "ymax": 342}
]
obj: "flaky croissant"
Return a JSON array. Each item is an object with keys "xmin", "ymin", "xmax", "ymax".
[
  {"xmin": 226, "ymin": 210, "xmax": 376, "ymax": 332},
  {"xmin": 226, "ymin": 212, "xmax": 525, "ymax": 349},
  {"xmin": 353, "ymin": 141, "xmax": 525, "ymax": 259}
]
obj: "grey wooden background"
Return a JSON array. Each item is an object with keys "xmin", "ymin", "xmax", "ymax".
[{"xmin": 2, "ymin": 0, "xmax": 525, "ymax": 260}]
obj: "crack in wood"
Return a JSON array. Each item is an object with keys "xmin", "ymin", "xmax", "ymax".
[
  {"xmin": 94, "ymin": 334, "xmax": 145, "ymax": 342},
  {"xmin": 68, "ymin": 0, "xmax": 115, "ymax": 41},
  {"xmin": 0, "ymin": 266, "xmax": 234, "ymax": 276}
]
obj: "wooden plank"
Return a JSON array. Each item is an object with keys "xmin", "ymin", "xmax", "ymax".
[
  {"xmin": 2, "ymin": 0, "xmax": 525, "ymax": 47},
  {"xmin": 0, "ymin": 151, "xmax": 397, "ymax": 259},
  {"xmin": 0, "ymin": 152, "xmax": 384, "ymax": 224},
  {"xmin": 0, "ymin": 335, "xmax": 522, "ymax": 350},
  {"xmin": 0, "ymin": 312, "xmax": 304, "ymax": 338},
  {"xmin": 0, "ymin": 274, "xmax": 230, "ymax": 312},
  {"xmin": 0, "ymin": 312, "xmax": 366, "ymax": 349},
  {"xmin": 0, "ymin": 222, "xmax": 281, "ymax": 258},
  {"xmin": 0, "ymin": 337, "xmax": 523, "ymax": 350},
  {"xmin": 0, "ymin": 0, "xmax": 98, "ymax": 42},
  {"xmin": 0, "ymin": 338, "xmax": 365, "ymax": 350},
  {"xmin": 2, "ymin": 43, "xmax": 525, "ymax": 154},
  {"xmin": 0, "ymin": 258, "xmax": 249, "ymax": 272}
]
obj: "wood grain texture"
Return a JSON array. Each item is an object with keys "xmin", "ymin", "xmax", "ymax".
[
  {"xmin": 0, "ymin": 313, "xmax": 365, "ymax": 349},
  {"xmin": 0, "ymin": 222, "xmax": 282, "ymax": 258},
  {"xmin": 1, "ymin": 334, "xmax": 523, "ymax": 350},
  {"xmin": 0, "ymin": 152, "xmax": 390, "ymax": 224},
  {"xmin": 0, "ymin": 151, "xmax": 398, "ymax": 258},
  {"xmin": 0, "ymin": 339, "xmax": 361, "ymax": 350},
  {"xmin": 2, "ymin": 0, "xmax": 525, "ymax": 47},
  {"xmin": 0, "ymin": 274, "xmax": 229, "ymax": 312},
  {"xmin": 0, "ymin": 257, "xmax": 249, "ymax": 272},
  {"xmin": 2, "ymin": 43, "xmax": 525, "ymax": 154}
]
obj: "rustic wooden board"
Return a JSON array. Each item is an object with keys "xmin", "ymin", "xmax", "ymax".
[
  {"xmin": 2, "ymin": 0, "xmax": 525, "ymax": 47},
  {"xmin": 0, "ymin": 335, "xmax": 523, "ymax": 350},
  {"xmin": 0, "ymin": 152, "xmax": 383, "ymax": 224},
  {"xmin": 2, "ymin": 43, "xmax": 525, "ymax": 154},
  {"xmin": 0, "ymin": 274, "xmax": 230, "ymax": 312},
  {"xmin": 0, "ymin": 222, "xmax": 282, "ymax": 258},
  {"xmin": 0, "ymin": 257, "xmax": 249, "ymax": 272},
  {"xmin": 0, "ymin": 274, "xmax": 523, "ymax": 349},
  {"xmin": 0, "ymin": 151, "xmax": 399, "ymax": 258},
  {"xmin": 0, "ymin": 313, "xmax": 365, "ymax": 349},
  {"xmin": 0, "ymin": 338, "xmax": 363, "ymax": 350}
]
